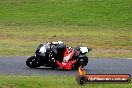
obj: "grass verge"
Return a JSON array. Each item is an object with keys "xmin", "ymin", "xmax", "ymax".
[
  {"xmin": 0, "ymin": 25, "xmax": 131, "ymax": 58},
  {"xmin": 0, "ymin": 75, "xmax": 131, "ymax": 88}
]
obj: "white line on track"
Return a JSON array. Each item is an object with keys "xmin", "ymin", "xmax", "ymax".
[{"xmin": 127, "ymin": 58, "xmax": 132, "ymax": 59}]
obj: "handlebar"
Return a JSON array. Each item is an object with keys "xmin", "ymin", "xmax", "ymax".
[{"xmin": 88, "ymin": 48, "xmax": 92, "ymax": 52}]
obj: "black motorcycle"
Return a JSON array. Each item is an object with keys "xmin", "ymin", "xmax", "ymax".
[{"xmin": 26, "ymin": 43, "xmax": 92, "ymax": 70}]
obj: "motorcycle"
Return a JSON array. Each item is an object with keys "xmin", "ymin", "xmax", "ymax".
[{"xmin": 26, "ymin": 42, "xmax": 92, "ymax": 70}]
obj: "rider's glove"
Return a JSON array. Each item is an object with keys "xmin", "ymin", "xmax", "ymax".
[{"xmin": 51, "ymin": 58, "xmax": 56, "ymax": 62}]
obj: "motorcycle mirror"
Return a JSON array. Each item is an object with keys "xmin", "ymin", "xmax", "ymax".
[{"xmin": 88, "ymin": 48, "xmax": 92, "ymax": 52}]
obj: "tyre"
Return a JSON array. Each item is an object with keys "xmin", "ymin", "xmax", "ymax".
[
  {"xmin": 72, "ymin": 56, "xmax": 88, "ymax": 70},
  {"xmin": 26, "ymin": 56, "xmax": 40, "ymax": 68},
  {"xmin": 82, "ymin": 56, "xmax": 88, "ymax": 67},
  {"xmin": 51, "ymin": 66, "xmax": 57, "ymax": 69}
]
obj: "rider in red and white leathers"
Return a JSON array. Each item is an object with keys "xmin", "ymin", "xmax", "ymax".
[
  {"xmin": 48, "ymin": 41, "xmax": 78, "ymax": 70},
  {"xmin": 56, "ymin": 45, "xmax": 76, "ymax": 70}
]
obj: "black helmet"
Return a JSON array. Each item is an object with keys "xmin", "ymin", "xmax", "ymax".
[{"xmin": 57, "ymin": 44, "xmax": 66, "ymax": 54}]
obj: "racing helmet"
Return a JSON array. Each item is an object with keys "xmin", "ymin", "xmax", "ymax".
[{"xmin": 57, "ymin": 44, "xmax": 66, "ymax": 54}]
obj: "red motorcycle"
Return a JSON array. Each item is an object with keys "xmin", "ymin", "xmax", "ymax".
[{"xmin": 26, "ymin": 42, "xmax": 92, "ymax": 70}]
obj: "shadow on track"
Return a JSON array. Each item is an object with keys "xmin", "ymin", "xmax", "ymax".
[{"xmin": 26, "ymin": 67, "xmax": 78, "ymax": 72}]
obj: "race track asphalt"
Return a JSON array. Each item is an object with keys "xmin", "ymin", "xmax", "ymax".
[{"xmin": 0, "ymin": 56, "xmax": 132, "ymax": 76}]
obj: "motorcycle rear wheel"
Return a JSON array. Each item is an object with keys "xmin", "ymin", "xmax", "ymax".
[{"xmin": 26, "ymin": 56, "xmax": 40, "ymax": 68}]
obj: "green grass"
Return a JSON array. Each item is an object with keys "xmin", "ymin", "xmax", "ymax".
[
  {"xmin": 0, "ymin": 25, "xmax": 131, "ymax": 58},
  {"xmin": 0, "ymin": 0, "xmax": 132, "ymax": 57},
  {"xmin": 0, "ymin": 0, "xmax": 132, "ymax": 27},
  {"xmin": 0, "ymin": 75, "xmax": 131, "ymax": 88}
]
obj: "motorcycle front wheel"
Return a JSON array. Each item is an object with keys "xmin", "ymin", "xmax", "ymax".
[{"xmin": 72, "ymin": 56, "xmax": 88, "ymax": 70}]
